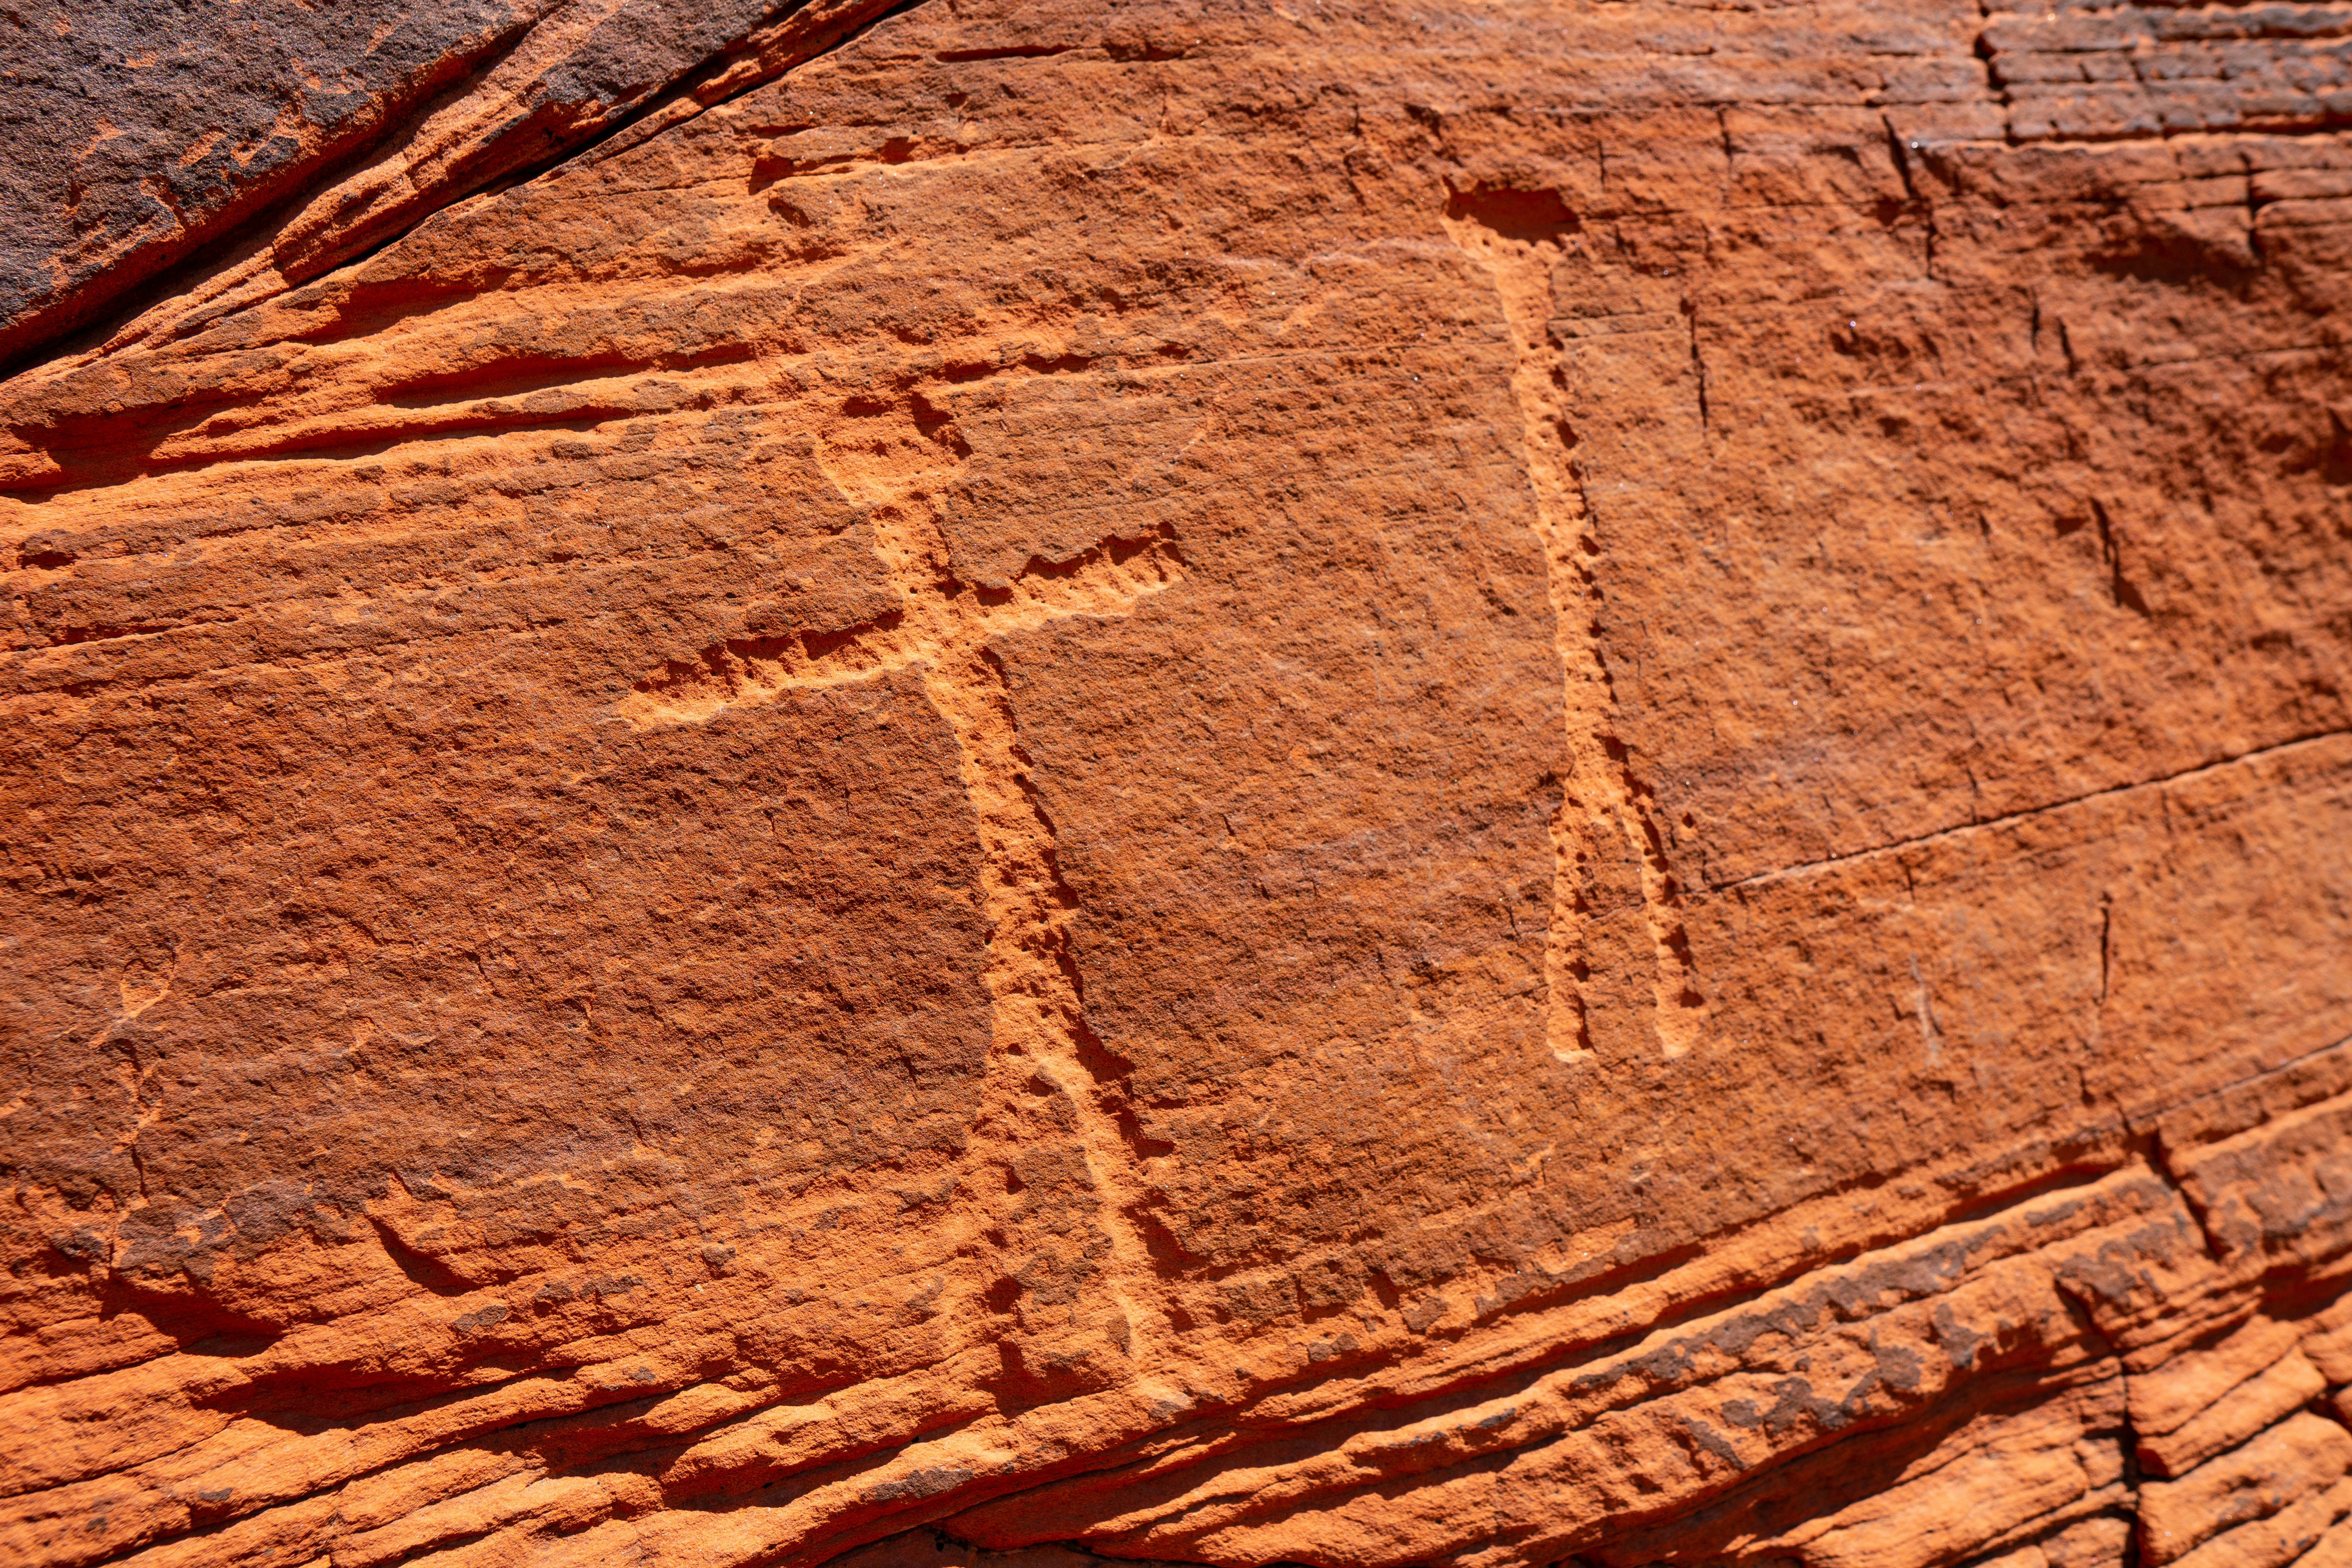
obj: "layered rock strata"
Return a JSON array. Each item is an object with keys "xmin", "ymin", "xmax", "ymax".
[{"xmin": 3, "ymin": 0, "xmax": 2351, "ymax": 1564}]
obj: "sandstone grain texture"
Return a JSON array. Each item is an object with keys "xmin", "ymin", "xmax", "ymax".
[{"xmin": 2, "ymin": 0, "xmax": 2350, "ymax": 1564}]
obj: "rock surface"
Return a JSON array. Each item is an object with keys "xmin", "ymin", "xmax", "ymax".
[{"xmin": 2, "ymin": 0, "xmax": 2350, "ymax": 1564}]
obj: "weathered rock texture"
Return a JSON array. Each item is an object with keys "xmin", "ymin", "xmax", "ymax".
[{"xmin": 3, "ymin": 0, "xmax": 2351, "ymax": 1563}]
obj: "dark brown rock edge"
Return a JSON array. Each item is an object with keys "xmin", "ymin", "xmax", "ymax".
[{"xmin": 3, "ymin": 0, "xmax": 2351, "ymax": 1564}]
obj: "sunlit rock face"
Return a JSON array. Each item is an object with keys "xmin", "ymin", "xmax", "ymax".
[{"xmin": 4, "ymin": 1, "xmax": 2352, "ymax": 1564}]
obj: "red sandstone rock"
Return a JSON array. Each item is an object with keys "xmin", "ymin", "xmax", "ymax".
[{"xmin": 2, "ymin": 0, "xmax": 2350, "ymax": 1563}]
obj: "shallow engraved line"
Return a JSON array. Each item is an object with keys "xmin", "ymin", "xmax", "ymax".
[
  {"xmin": 2136, "ymin": 1030, "xmax": 2352, "ymax": 1149},
  {"xmin": 1715, "ymin": 726, "xmax": 2352, "ymax": 893}
]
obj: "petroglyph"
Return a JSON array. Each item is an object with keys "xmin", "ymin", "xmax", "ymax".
[
  {"xmin": 626, "ymin": 475, "xmax": 1187, "ymax": 1372},
  {"xmin": 1445, "ymin": 193, "xmax": 1708, "ymax": 1061}
]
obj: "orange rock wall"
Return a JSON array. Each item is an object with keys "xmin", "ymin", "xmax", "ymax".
[{"xmin": 4, "ymin": 0, "xmax": 2352, "ymax": 1564}]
